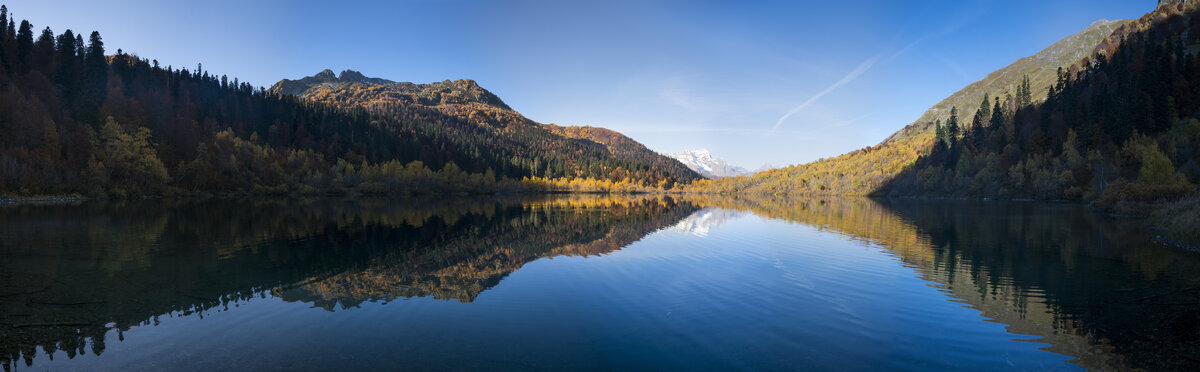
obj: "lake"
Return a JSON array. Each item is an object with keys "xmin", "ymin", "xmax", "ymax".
[{"xmin": 1, "ymin": 196, "xmax": 1198, "ymax": 371}]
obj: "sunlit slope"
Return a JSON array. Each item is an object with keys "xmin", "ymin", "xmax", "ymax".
[
  {"xmin": 269, "ymin": 70, "xmax": 701, "ymax": 188},
  {"xmin": 692, "ymin": 19, "xmax": 1129, "ymax": 195}
]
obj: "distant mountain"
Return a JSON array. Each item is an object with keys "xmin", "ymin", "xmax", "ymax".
[
  {"xmin": 753, "ymin": 164, "xmax": 775, "ymax": 173},
  {"xmin": 667, "ymin": 149, "xmax": 751, "ymax": 178}
]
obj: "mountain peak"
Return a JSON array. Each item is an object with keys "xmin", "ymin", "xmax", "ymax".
[
  {"xmin": 667, "ymin": 149, "xmax": 750, "ymax": 179},
  {"xmin": 337, "ymin": 69, "xmax": 365, "ymax": 81},
  {"xmin": 314, "ymin": 69, "xmax": 336, "ymax": 80}
]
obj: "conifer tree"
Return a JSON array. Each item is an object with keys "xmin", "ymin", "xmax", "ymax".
[
  {"xmin": 946, "ymin": 106, "xmax": 960, "ymax": 142},
  {"xmin": 0, "ymin": 5, "xmax": 7, "ymax": 43},
  {"xmin": 971, "ymin": 95, "xmax": 989, "ymax": 148},
  {"xmin": 15, "ymin": 20, "xmax": 31, "ymax": 71},
  {"xmin": 935, "ymin": 119, "xmax": 948, "ymax": 147},
  {"xmin": 1016, "ymin": 75, "xmax": 1033, "ymax": 108},
  {"xmin": 55, "ymin": 29, "xmax": 79, "ymax": 104},
  {"xmin": 33, "ymin": 26, "xmax": 53, "ymax": 73},
  {"xmin": 978, "ymin": 93, "xmax": 991, "ymax": 121},
  {"xmin": 82, "ymin": 30, "xmax": 107, "ymax": 121},
  {"xmin": 989, "ymin": 97, "xmax": 1004, "ymax": 131},
  {"xmin": 0, "ymin": 6, "xmax": 8, "ymax": 74},
  {"xmin": 74, "ymin": 34, "xmax": 83, "ymax": 60}
]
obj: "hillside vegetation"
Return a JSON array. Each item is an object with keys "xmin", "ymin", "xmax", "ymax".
[
  {"xmin": 882, "ymin": 1, "xmax": 1200, "ymax": 241},
  {"xmin": 688, "ymin": 15, "xmax": 1131, "ymax": 195},
  {"xmin": 0, "ymin": 5, "xmax": 697, "ymax": 198},
  {"xmin": 267, "ymin": 70, "xmax": 700, "ymax": 191}
]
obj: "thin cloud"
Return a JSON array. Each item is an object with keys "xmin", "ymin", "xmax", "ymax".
[
  {"xmin": 766, "ymin": 6, "xmax": 982, "ymax": 133},
  {"xmin": 829, "ymin": 113, "xmax": 871, "ymax": 128},
  {"xmin": 772, "ymin": 55, "xmax": 880, "ymax": 131}
]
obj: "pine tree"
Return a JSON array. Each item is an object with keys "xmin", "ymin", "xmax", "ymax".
[
  {"xmin": 990, "ymin": 97, "xmax": 1007, "ymax": 150},
  {"xmin": 74, "ymin": 34, "xmax": 83, "ymax": 60},
  {"xmin": 82, "ymin": 30, "xmax": 107, "ymax": 122},
  {"xmin": 935, "ymin": 119, "xmax": 947, "ymax": 146},
  {"xmin": 978, "ymin": 93, "xmax": 991, "ymax": 121},
  {"xmin": 971, "ymin": 95, "xmax": 989, "ymax": 148},
  {"xmin": 55, "ymin": 29, "xmax": 80, "ymax": 105},
  {"xmin": 947, "ymin": 106, "xmax": 960, "ymax": 142},
  {"xmin": 15, "ymin": 20, "xmax": 31, "ymax": 72},
  {"xmin": 0, "ymin": 5, "xmax": 7, "ymax": 44},
  {"xmin": 0, "ymin": 6, "xmax": 8, "ymax": 74},
  {"xmin": 1016, "ymin": 75, "xmax": 1033, "ymax": 108},
  {"xmin": 33, "ymin": 26, "xmax": 53, "ymax": 73},
  {"xmin": 989, "ymin": 97, "xmax": 1004, "ymax": 131}
]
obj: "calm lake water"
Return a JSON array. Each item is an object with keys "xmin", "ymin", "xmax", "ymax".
[{"xmin": 1, "ymin": 196, "xmax": 1198, "ymax": 371}]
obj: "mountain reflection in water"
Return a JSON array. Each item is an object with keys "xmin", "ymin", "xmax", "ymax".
[
  {"xmin": 1, "ymin": 196, "xmax": 1198, "ymax": 371},
  {"xmin": 683, "ymin": 196, "xmax": 1200, "ymax": 371},
  {"xmin": 0, "ymin": 195, "xmax": 696, "ymax": 369}
]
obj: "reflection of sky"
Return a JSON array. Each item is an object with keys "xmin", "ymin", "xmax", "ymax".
[
  {"xmin": 27, "ymin": 210, "xmax": 1076, "ymax": 371},
  {"xmin": 6, "ymin": 0, "xmax": 1150, "ymax": 168}
]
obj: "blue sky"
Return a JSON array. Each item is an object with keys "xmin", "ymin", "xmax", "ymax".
[{"xmin": 6, "ymin": 0, "xmax": 1154, "ymax": 168}]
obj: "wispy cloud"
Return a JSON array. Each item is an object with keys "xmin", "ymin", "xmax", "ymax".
[
  {"xmin": 771, "ymin": 55, "xmax": 880, "ymax": 131},
  {"xmin": 829, "ymin": 113, "xmax": 871, "ymax": 128}
]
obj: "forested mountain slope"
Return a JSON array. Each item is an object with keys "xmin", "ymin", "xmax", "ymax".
[
  {"xmin": 688, "ymin": 13, "xmax": 1131, "ymax": 195},
  {"xmin": 882, "ymin": 0, "xmax": 1200, "ymax": 238},
  {"xmin": 0, "ymin": 5, "xmax": 698, "ymax": 197},
  {"xmin": 268, "ymin": 70, "xmax": 700, "ymax": 190}
]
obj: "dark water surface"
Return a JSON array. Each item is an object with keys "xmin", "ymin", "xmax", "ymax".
[{"xmin": 1, "ymin": 196, "xmax": 1198, "ymax": 371}]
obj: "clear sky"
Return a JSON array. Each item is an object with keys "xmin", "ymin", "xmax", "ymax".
[{"xmin": 4, "ymin": 0, "xmax": 1155, "ymax": 168}]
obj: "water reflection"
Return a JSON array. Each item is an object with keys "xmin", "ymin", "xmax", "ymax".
[
  {"xmin": 3, "ymin": 195, "xmax": 1199, "ymax": 371},
  {"xmin": 0, "ymin": 195, "xmax": 696, "ymax": 370},
  {"xmin": 684, "ymin": 196, "xmax": 1200, "ymax": 371}
]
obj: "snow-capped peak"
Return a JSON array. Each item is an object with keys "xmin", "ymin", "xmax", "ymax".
[{"xmin": 666, "ymin": 149, "xmax": 751, "ymax": 179}]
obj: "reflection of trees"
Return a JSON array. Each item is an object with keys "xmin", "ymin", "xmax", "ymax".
[
  {"xmin": 278, "ymin": 196, "xmax": 696, "ymax": 307},
  {"xmin": 682, "ymin": 196, "xmax": 1200, "ymax": 371},
  {"xmin": 0, "ymin": 196, "xmax": 696, "ymax": 370}
]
